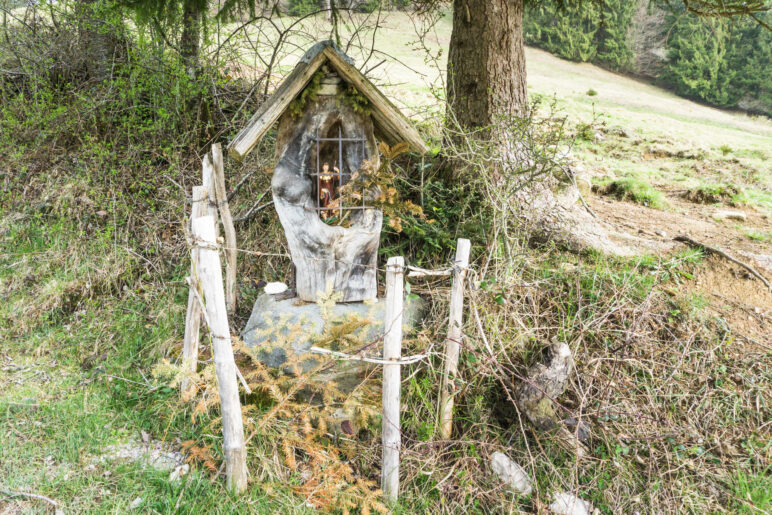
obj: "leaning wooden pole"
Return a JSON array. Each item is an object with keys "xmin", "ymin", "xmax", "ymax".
[
  {"xmin": 382, "ymin": 256, "xmax": 404, "ymax": 504},
  {"xmin": 181, "ymin": 186, "xmax": 209, "ymax": 399},
  {"xmin": 211, "ymin": 143, "xmax": 238, "ymax": 312},
  {"xmin": 437, "ymin": 238, "xmax": 471, "ymax": 440},
  {"xmin": 191, "ymin": 215, "xmax": 248, "ymax": 494}
]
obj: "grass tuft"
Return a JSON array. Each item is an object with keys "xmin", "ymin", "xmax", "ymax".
[{"xmin": 593, "ymin": 177, "xmax": 668, "ymax": 209}]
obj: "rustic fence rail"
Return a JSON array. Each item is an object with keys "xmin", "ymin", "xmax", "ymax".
[{"xmin": 181, "ymin": 154, "xmax": 474, "ymax": 502}]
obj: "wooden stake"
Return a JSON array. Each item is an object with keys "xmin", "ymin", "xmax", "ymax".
[
  {"xmin": 192, "ymin": 215, "xmax": 248, "ymax": 494},
  {"xmin": 181, "ymin": 186, "xmax": 209, "ymax": 399},
  {"xmin": 211, "ymin": 143, "xmax": 238, "ymax": 312},
  {"xmin": 202, "ymin": 155, "xmax": 219, "ymax": 224},
  {"xmin": 382, "ymin": 256, "xmax": 404, "ymax": 504},
  {"xmin": 438, "ymin": 238, "xmax": 471, "ymax": 441}
]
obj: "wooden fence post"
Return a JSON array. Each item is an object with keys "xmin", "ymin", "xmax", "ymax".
[
  {"xmin": 437, "ymin": 238, "xmax": 471, "ymax": 440},
  {"xmin": 191, "ymin": 215, "xmax": 248, "ymax": 494},
  {"xmin": 202, "ymin": 155, "xmax": 219, "ymax": 223},
  {"xmin": 211, "ymin": 143, "xmax": 238, "ymax": 313},
  {"xmin": 382, "ymin": 256, "xmax": 404, "ymax": 504},
  {"xmin": 181, "ymin": 186, "xmax": 209, "ymax": 398}
]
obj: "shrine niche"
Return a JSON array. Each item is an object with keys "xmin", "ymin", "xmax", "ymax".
[{"xmin": 228, "ymin": 40, "xmax": 427, "ymax": 302}]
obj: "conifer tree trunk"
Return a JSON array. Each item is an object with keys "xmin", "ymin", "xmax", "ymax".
[
  {"xmin": 447, "ymin": 0, "xmax": 527, "ymax": 128},
  {"xmin": 180, "ymin": 0, "xmax": 201, "ymax": 78},
  {"xmin": 78, "ymin": 0, "xmax": 117, "ymax": 82}
]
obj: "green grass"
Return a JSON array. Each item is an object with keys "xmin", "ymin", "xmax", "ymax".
[
  {"xmin": 0, "ymin": 219, "xmax": 303, "ymax": 513},
  {"xmin": 594, "ymin": 177, "xmax": 668, "ymax": 209},
  {"xmin": 731, "ymin": 469, "xmax": 772, "ymax": 513},
  {"xmin": 745, "ymin": 228, "xmax": 772, "ymax": 241},
  {"xmin": 732, "ymin": 188, "xmax": 772, "ymax": 210}
]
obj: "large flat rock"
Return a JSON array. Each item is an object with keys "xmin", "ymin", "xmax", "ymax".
[{"xmin": 242, "ymin": 293, "xmax": 425, "ymax": 380}]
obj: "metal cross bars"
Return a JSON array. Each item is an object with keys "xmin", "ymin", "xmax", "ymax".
[{"xmin": 310, "ymin": 126, "xmax": 373, "ymax": 221}]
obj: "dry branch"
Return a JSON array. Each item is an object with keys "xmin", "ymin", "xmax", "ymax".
[
  {"xmin": 674, "ymin": 235, "xmax": 772, "ymax": 293},
  {"xmin": 211, "ymin": 143, "xmax": 238, "ymax": 312},
  {"xmin": 0, "ymin": 489, "xmax": 61, "ymax": 513}
]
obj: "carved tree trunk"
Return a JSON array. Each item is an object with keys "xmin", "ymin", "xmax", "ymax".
[{"xmin": 272, "ymin": 96, "xmax": 382, "ymax": 302}]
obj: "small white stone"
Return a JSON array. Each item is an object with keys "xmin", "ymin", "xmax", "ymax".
[
  {"xmin": 264, "ymin": 282, "xmax": 288, "ymax": 295},
  {"xmin": 129, "ymin": 497, "xmax": 143, "ymax": 510},
  {"xmin": 655, "ymin": 230, "xmax": 666, "ymax": 238},
  {"xmin": 490, "ymin": 451, "xmax": 533, "ymax": 495},
  {"xmin": 715, "ymin": 210, "xmax": 747, "ymax": 221},
  {"xmin": 550, "ymin": 492, "xmax": 592, "ymax": 515},
  {"xmin": 169, "ymin": 463, "xmax": 189, "ymax": 482}
]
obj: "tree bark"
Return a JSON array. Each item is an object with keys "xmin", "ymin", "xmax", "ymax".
[
  {"xmin": 445, "ymin": 0, "xmax": 641, "ymax": 257},
  {"xmin": 447, "ymin": 0, "xmax": 527, "ymax": 128},
  {"xmin": 180, "ymin": 0, "xmax": 201, "ymax": 78},
  {"xmin": 78, "ymin": 0, "xmax": 118, "ymax": 83}
]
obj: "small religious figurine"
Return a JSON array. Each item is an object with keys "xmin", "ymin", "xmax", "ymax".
[{"xmin": 319, "ymin": 162, "xmax": 339, "ymax": 219}]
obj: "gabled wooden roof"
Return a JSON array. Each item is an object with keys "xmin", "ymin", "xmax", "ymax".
[{"xmin": 227, "ymin": 40, "xmax": 428, "ymax": 159}]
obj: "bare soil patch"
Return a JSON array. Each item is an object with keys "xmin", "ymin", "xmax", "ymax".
[
  {"xmin": 686, "ymin": 255, "xmax": 771, "ymax": 343},
  {"xmin": 586, "ymin": 187, "xmax": 771, "ymax": 344},
  {"xmin": 587, "ymin": 192, "xmax": 772, "ymax": 273}
]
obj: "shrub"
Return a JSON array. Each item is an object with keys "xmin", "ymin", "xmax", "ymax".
[
  {"xmin": 355, "ymin": 0, "xmax": 383, "ymax": 13},
  {"xmin": 682, "ymin": 183, "xmax": 739, "ymax": 204}
]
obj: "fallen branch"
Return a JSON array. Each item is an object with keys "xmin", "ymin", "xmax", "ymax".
[
  {"xmin": 0, "ymin": 488, "xmax": 61, "ymax": 512},
  {"xmin": 674, "ymin": 235, "xmax": 772, "ymax": 293},
  {"xmin": 406, "ymin": 265, "xmax": 452, "ymax": 278},
  {"xmin": 309, "ymin": 346, "xmax": 425, "ymax": 365},
  {"xmin": 234, "ymin": 200, "xmax": 273, "ymax": 224}
]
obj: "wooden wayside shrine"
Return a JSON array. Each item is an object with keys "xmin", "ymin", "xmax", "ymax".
[{"xmin": 228, "ymin": 40, "xmax": 427, "ymax": 302}]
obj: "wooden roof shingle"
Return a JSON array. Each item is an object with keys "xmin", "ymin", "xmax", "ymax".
[{"xmin": 227, "ymin": 40, "xmax": 428, "ymax": 159}]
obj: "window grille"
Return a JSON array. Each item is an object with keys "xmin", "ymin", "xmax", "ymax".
[{"xmin": 310, "ymin": 126, "xmax": 373, "ymax": 223}]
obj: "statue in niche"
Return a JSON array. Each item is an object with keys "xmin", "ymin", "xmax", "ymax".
[{"xmin": 319, "ymin": 162, "xmax": 339, "ymax": 219}]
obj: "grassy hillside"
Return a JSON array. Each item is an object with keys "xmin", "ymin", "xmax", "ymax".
[{"xmin": 2, "ymin": 8, "xmax": 771, "ymax": 514}]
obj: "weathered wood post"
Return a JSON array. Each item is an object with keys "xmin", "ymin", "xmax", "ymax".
[
  {"xmin": 191, "ymin": 215, "xmax": 248, "ymax": 494},
  {"xmin": 211, "ymin": 143, "xmax": 238, "ymax": 313},
  {"xmin": 382, "ymin": 256, "xmax": 404, "ymax": 503},
  {"xmin": 438, "ymin": 238, "xmax": 471, "ymax": 440},
  {"xmin": 181, "ymin": 186, "xmax": 209, "ymax": 398},
  {"xmin": 202, "ymin": 155, "xmax": 219, "ymax": 222}
]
